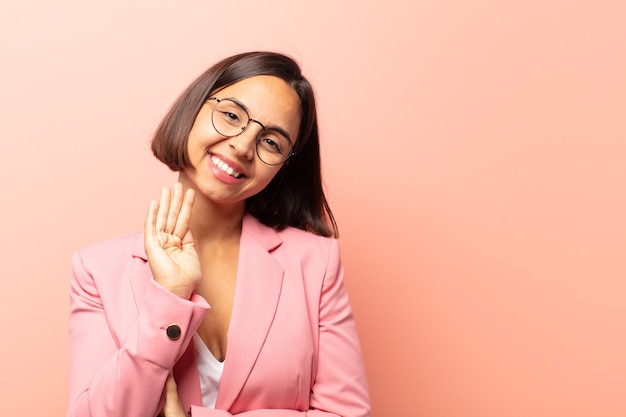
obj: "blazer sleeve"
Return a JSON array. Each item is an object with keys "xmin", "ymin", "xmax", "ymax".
[
  {"xmin": 67, "ymin": 250, "xmax": 209, "ymax": 417},
  {"xmin": 187, "ymin": 239, "xmax": 371, "ymax": 417}
]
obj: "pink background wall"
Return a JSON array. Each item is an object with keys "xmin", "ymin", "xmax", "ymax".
[{"xmin": 1, "ymin": 1, "xmax": 624, "ymax": 416}]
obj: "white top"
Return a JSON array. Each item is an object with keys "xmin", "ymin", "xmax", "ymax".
[{"xmin": 193, "ymin": 333, "xmax": 225, "ymax": 408}]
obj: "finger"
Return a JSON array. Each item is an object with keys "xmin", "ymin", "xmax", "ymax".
[
  {"xmin": 163, "ymin": 373, "xmax": 186, "ymax": 416},
  {"xmin": 165, "ymin": 372, "xmax": 177, "ymax": 393},
  {"xmin": 162, "ymin": 372, "xmax": 177, "ymax": 407},
  {"xmin": 173, "ymin": 188, "xmax": 195, "ymax": 239},
  {"xmin": 144, "ymin": 200, "xmax": 159, "ymax": 258},
  {"xmin": 155, "ymin": 187, "xmax": 171, "ymax": 232},
  {"xmin": 165, "ymin": 182, "xmax": 184, "ymax": 235},
  {"xmin": 144, "ymin": 199, "xmax": 158, "ymax": 239}
]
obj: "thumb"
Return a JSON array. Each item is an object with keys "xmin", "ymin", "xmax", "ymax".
[
  {"xmin": 162, "ymin": 372, "xmax": 188, "ymax": 416},
  {"xmin": 165, "ymin": 372, "xmax": 178, "ymax": 395}
]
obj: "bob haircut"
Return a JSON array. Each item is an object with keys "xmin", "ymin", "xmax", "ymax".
[{"xmin": 151, "ymin": 51, "xmax": 337, "ymax": 237}]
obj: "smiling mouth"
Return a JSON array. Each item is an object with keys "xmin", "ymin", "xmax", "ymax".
[{"xmin": 210, "ymin": 154, "xmax": 244, "ymax": 178}]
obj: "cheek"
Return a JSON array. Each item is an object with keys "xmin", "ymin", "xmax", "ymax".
[
  {"xmin": 186, "ymin": 122, "xmax": 216, "ymax": 160},
  {"xmin": 187, "ymin": 110, "xmax": 215, "ymax": 147},
  {"xmin": 184, "ymin": 134, "xmax": 203, "ymax": 165}
]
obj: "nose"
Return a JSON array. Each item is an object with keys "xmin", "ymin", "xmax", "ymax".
[{"xmin": 228, "ymin": 123, "xmax": 261, "ymax": 160}]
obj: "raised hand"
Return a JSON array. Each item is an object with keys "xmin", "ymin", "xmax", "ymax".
[{"xmin": 144, "ymin": 182, "xmax": 202, "ymax": 299}]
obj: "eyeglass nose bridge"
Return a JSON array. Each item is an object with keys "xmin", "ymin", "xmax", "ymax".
[{"xmin": 237, "ymin": 118, "xmax": 266, "ymax": 141}]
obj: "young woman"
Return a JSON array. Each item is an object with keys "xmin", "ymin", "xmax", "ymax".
[{"xmin": 67, "ymin": 51, "xmax": 371, "ymax": 417}]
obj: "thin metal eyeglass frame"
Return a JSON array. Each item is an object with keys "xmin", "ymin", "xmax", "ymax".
[{"xmin": 207, "ymin": 97, "xmax": 295, "ymax": 166}]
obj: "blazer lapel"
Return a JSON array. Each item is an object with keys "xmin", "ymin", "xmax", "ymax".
[{"xmin": 216, "ymin": 214, "xmax": 284, "ymax": 409}]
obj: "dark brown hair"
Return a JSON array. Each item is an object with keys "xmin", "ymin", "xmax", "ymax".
[{"xmin": 151, "ymin": 51, "xmax": 337, "ymax": 237}]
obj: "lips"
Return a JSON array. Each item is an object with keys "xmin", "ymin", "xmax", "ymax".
[{"xmin": 209, "ymin": 154, "xmax": 245, "ymax": 178}]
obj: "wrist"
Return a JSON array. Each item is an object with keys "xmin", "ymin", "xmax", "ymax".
[{"xmin": 158, "ymin": 282, "xmax": 194, "ymax": 300}]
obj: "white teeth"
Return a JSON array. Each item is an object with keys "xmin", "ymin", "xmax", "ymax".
[{"xmin": 211, "ymin": 155, "xmax": 243, "ymax": 178}]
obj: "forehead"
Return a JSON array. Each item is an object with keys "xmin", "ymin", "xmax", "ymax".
[{"xmin": 215, "ymin": 75, "xmax": 302, "ymax": 140}]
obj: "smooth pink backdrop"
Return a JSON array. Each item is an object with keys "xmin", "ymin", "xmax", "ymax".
[{"xmin": 1, "ymin": 1, "xmax": 624, "ymax": 416}]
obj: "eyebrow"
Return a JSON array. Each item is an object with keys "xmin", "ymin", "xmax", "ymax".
[{"xmin": 224, "ymin": 97, "xmax": 294, "ymax": 145}]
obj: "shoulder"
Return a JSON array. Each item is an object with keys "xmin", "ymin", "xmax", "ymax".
[
  {"xmin": 244, "ymin": 212, "xmax": 339, "ymax": 257},
  {"xmin": 277, "ymin": 225, "xmax": 338, "ymax": 254},
  {"xmin": 77, "ymin": 231, "xmax": 144, "ymax": 259},
  {"xmin": 72, "ymin": 232, "xmax": 145, "ymax": 277}
]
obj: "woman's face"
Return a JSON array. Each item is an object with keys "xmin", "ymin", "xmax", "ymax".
[{"xmin": 180, "ymin": 75, "xmax": 301, "ymax": 206}]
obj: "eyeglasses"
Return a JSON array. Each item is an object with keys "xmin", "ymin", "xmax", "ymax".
[{"xmin": 207, "ymin": 97, "xmax": 295, "ymax": 166}]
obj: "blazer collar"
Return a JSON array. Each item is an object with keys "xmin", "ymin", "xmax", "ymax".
[{"xmin": 241, "ymin": 212, "xmax": 283, "ymax": 252}]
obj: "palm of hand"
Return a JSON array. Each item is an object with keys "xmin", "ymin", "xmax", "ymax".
[{"xmin": 153, "ymin": 231, "xmax": 201, "ymax": 286}]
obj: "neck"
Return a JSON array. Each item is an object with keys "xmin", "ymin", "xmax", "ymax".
[
  {"xmin": 178, "ymin": 177, "xmax": 246, "ymax": 245},
  {"xmin": 190, "ymin": 199, "xmax": 245, "ymax": 243}
]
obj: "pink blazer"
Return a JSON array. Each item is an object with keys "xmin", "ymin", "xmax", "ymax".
[{"xmin": 67, "ymin": 213, "xmax": 371, "ymax": 417}]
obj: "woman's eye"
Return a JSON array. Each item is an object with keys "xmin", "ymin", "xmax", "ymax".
[
  {"xmin": 225, "ymin": 112, "xmax": 240, "ymax": 122},
  {"xmin": 261, "ymin": 137, "xmax": 283, "ymax": 153}
]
